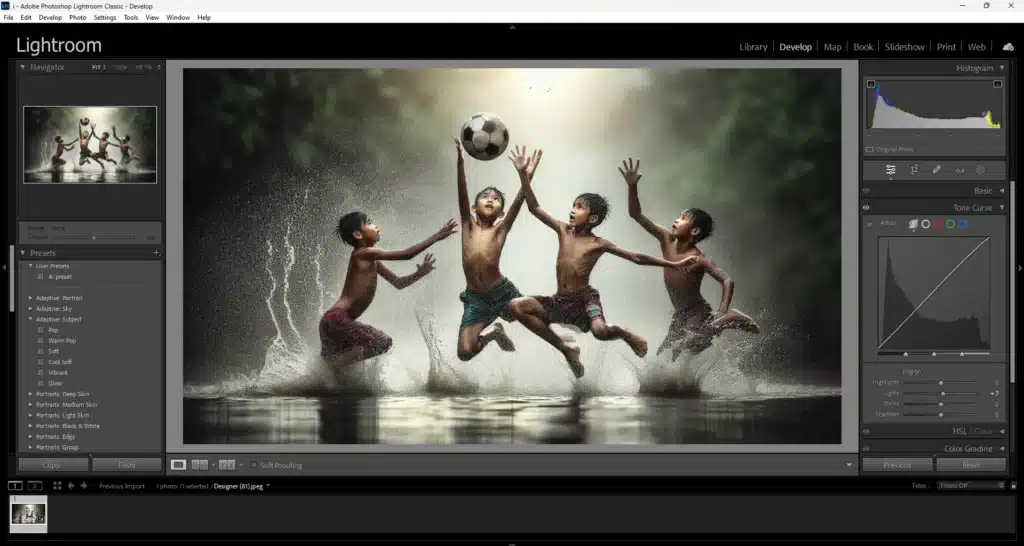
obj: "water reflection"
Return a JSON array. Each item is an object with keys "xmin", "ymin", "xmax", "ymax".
[
  {"xmin": 25, "ymin": 170, "xmax": 157, "ymax": 184},
  {"xmin": 184, "ymin": 395, "xmax": 841, "ymax": 445}
]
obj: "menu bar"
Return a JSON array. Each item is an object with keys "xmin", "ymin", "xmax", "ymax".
[{"xmin": 2, "ymin": 8, "xmax": 1023, "ymax": 23}]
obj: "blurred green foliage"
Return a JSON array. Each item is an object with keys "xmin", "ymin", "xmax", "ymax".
[
  {"xmin": 186, "ymin": 69, "xmax": 436, "ymax": 178},
  {"xmin": 644, "ymin": 69, "xmax": 842, "ymax": 355}
]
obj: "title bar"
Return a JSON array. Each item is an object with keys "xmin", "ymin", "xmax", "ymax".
[
  {"xmin": 2, "ymin": 0, "xmax": 1016, "ymax": 12},
  {"xmin": 5, "ymin": 11, "xmax": 1024, "ymax": 24},
  {"xmin": 1, "ymin": 0, "xmax": 1023, "ymax": 23}
]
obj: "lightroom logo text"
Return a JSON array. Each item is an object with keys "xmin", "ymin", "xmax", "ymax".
[{"xmin": 16, "ymin": 38, "xmax": 102, "ymax": 57}]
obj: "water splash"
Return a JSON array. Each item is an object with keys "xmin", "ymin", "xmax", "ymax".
[
  {"xmin": 416, "ymin": 309, "xmax": 479, "ymax": 394},
  {"xmin": 313, "ymin": 242, "xmax": 328, "ymax": 314},
  {"xmin": 635, "ymin": 320, "xmax": 840, "ymax": 401},
  {"xmin": 280, "ymin": 224, "xmax": 307, "ymax": 354},
  {"xmin": 259, "ymin": 239, "xmax": 288, "ymax": 377},
  {"xmin": 255, "ymin": 234, "xmax": 313, "ymax": 391}
]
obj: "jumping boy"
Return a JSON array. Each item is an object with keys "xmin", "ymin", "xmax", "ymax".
[
  {"xmin": 51, "ymin": 135, "xmax": 74, "ymax": 169},
  {"xmin": 78, "ymin": 124, "xmax": 96, "ymax": 166},
  {"xmin": 320, "ymin": 212, "xmax": 458, "ymax": 378},
  {"xmin": 452, "ymin": 138, "xmax": 540, "ymax": 361},
  {"xmin": 90, "ymin": 129, "xmax": 117, "ymax": 167},
  {"xmin": 508, "ymin": 157, "xmax": 698, "ymax": 379},
  {"xmin": 111, "ymin": 126, "xmax": 138, "ymax": 169},
  {"xmin": 620, "ymin": 157, "xmax": 760, "ymax": 360}
]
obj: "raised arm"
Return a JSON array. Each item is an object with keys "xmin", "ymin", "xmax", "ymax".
[
  {"xmin": 501, "ymin": 146, "xmax": 542, "ymax": 233},
  {"xmin": 361, "ymin": 219, "xmax": 458, "ymax": 261},
  {"xmin": 377, "ymin": 253, "xmax": 435, "ymax": 290},
  {"xmin": 453, "ymin": 137, "xmax": 471, "ymax": 224},
  {"xmin": 509, "ymin": 146, "xmax": 563, "ymax": 232},
  {"xmin": 112, "ymin": 126, "xmax": 124, "ymax": 144},
  {"xmin": 695, "ymin": 256, "xmax": 735, "ymax": 314},
  {"xmin": 620, "ymin": 158, "xmax": 671, "ymax": 242},
  {"xmin": 88, "ymin": 125, "xmax": 97, "ymax": 140},
  {"xmin": 500, "ymin": 186, "xmax": 528, "ymax": 232},
  {"xmin": 602, "ymin": 240, "xmax": 699, "ymax": 269}
]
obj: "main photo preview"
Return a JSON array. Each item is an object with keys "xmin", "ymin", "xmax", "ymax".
[{"xmin": 167, "ymin": 61, "xmax": 857, "ymax": 450}]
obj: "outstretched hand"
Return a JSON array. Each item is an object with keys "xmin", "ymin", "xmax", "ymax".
[
  {"xmin": 526, "ymin": 148, "xmax": 543, "ymax": 177},
  {"xmin": 509, "ymin": 145, "xmax": 543, "ymax": 178},
  {"xmin": 509, "ymin": 145, "xmax": 530, "ymax": 173},
  {"xmin": 416, "ymin": 253, "xmax": 436, "ymax": 275},
  {"xmin": 453, "ymin": 137, "xmax": 465, "ymax": 160},
  {"xmin": 436, "ymin": 218, "xmax": 459, "ymax": 239},
  {"xmin": 618, "ymin": 157, "xmax": 642, "ymax": 186}
]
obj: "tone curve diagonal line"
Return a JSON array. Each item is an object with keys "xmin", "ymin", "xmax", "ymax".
[{"xmin": 879, "ymin": 237, "xmax": 990, "ymax": 349}]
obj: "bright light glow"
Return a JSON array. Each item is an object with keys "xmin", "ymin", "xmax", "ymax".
[
  {"xmin": 516, "ymin": 69, "xmax": 571, "ymax": 94},
  {"xmin": 78, "ymin": 107, "xmax": 117, "ymax": 131}
]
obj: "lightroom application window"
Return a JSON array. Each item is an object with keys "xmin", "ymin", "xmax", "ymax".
[{"xmin": 3, "ymin": 18, "xmax": 1018, "ymax": 541}]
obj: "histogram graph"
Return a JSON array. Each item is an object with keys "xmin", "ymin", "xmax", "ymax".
[
  {"xmin": 877, "ymin": 237, "xmax": 991, "ymax": 355},
  {"xmin": 867, "ymin": 80, "xmax": 1003, "ymax": 130}
]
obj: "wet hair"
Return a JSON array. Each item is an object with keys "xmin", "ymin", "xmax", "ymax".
[
  {"xmin": 575, "ymin": 193, "xmax": 610, "ymax": 226},
  {"xmin": 122, "ymin": 135, "xmax": 131, "ymax": 142},
  {"xmin": 683, "ymin": 208, "xmax": 714, "ymax": 242},
  {"xmin": 336, "ymin": 211, "xmax": 368, "ymax": 247},
  {"xmin": 101, "ymin": 132, "xmax": 110, "ymax": 138},
  {"xmin": 54, "ymin": 136, "xmax": 63, "ymax": 142},
  {"xmin": 475, "ymin": 186, "xmax": 506, "ymax": 207}
]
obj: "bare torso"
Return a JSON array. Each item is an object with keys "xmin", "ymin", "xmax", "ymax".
[
  {"xmin": 54, "ymin": 143, "xmax": 66, "ymax": 157},
  {"xmin": 660, "ymin": 244, "xmax": 706, "ymax": 309},
  {"xmin": 79, "ymin": 134, "xmax": 90, "ymax": 150},
  {"xmin": 97, "ymin": 138, "xmax": 109, "ymax": 153},
  {"xmin": 333, "ymin": 252, "xmax": 379, "ymax": 319},
  {"xmin": 554, "ymin": 227, "xmax": 605, "ymax": 293},
  {"xmin": 461, "ymin": 220, "xmax": 508, "ymax": 292}
]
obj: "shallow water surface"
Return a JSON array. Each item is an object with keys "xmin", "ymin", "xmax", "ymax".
[
  {"xmin": 25, "ymin": 170, "xmax": 157, "ymax": 184},
  {"xmin": 183, "ymin": 394, "xmax": 841, "ymax": 445}
]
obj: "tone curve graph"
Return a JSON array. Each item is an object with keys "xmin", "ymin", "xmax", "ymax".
[{"xmin": 877, "ymin": 236, "xmax": 991, "ymax": 355}]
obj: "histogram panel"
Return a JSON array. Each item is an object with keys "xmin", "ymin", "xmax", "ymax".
[
  {"xmin": 866, "ymin": 80, "xmax": 1003, "ymax": 130},
  {"xmin": 876, "ymin": 236, "xmax": 992, "ymax": 354}
]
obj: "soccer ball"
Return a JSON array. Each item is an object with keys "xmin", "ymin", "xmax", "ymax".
[
  {"xmin": 80, "ymin": 117, "xmax": 90, "ymax": 126},
  {"xmin": 460, "ymin": 113, "xmax": 509, "ymax": 161}
]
